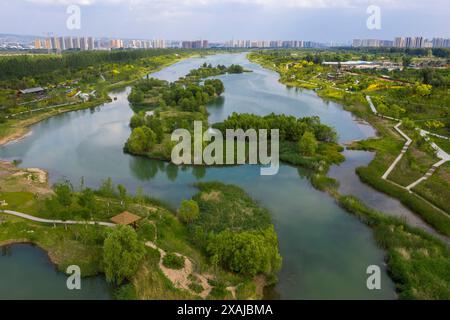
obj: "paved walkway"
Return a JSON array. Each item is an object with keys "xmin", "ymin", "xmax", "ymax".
[
  {"xmin": 0, "ymin": 209, "xmax": 116, "ymax": 227},
  {"xmin": 382, "ymin": 121, "xmax": 412, "ymax": 180}
]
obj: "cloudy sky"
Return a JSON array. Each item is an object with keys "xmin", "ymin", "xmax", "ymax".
[{"xmin": 1, "ymin": 0, "xmax": 449, "ymax": 42}]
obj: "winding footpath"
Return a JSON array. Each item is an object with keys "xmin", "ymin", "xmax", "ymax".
[
  {"xmin": 365, "ymin": 96, "xmax": 450, "ymax": 190},
  {"xmin": 1, "ymin": 209, "xmax": 116, "ymax": 227},
  {"xmin": 365, "ymin": 96, "xmax": 450, "ymax": 220}
]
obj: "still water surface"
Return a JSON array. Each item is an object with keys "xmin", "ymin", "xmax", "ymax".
[{"xmin": 0, "ymin": 53, "xmax": 405, "ymax": 299}]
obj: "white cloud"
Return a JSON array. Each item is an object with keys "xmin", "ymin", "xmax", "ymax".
[{"xmin": 23, "ymin": 0, "xmax": 407, "ymax": 8}]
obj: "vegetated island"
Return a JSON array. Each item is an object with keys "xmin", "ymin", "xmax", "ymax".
[{"xmin": 124, "ymin": 62, "xmax": 344, "ymax": 177}]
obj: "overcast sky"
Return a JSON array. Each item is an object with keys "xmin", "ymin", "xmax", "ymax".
[{"xmin": 1, "ymin": 0, "xmax": 449, "ymax": 42}]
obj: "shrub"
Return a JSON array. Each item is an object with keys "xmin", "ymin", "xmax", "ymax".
[
  {"xmin": 207, "ymin": 226, "xmax": 281, "ymax": 277},
  {"xmin": 103, "ymin": 225, "xmax": 145, "ymax": 285},
  {"xmin": 178, "ymin": 199, "xmax": 200, "ymax": 224},
  {"xmin": 162, "ymin": 253, "xmax": 185, "ymax": 270}
]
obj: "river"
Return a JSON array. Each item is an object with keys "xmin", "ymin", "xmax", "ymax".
[
  {"xmin": 0, "ymin": 244, "xmax": 112, "ymax": 299},
  {"xmin": 1, "ymin": 52, "xmax": 429, "ymax": 299}
]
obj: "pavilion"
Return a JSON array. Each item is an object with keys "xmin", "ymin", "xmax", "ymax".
[{"xmin": 110, "ymin": 211, "xmax": 142, "ymax": 228}]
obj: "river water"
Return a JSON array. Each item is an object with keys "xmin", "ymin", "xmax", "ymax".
[
  {"xmin": 1, "ymin": 52, "xmax": 431, "ymax": 299},
  {"xmin": 0, "ymin": 244, "xmax": 112, "ymax": 299}
]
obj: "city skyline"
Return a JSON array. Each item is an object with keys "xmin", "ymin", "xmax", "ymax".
[
  {"xmin": 0, "ymin": 0, "xmax": 449, "ymax": 42},
  {"xmin": 3, "ymin": 33, "xmax": 450, "ymax": 51}
]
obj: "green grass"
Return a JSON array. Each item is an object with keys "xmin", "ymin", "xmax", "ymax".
[
  {"xmin": 388, "ymin": 140, "xmax": 439, "ymax": 187},
  {"xmin": 0, "ymin": 191, "xmax": 42, "ymax": 215},
  {"xmin": 0, "ymin": 214, "xmax": 105, "ymax": 276},
  {"xmin": 192, "ymin": 182, "xmax": 272, "ymax": 236},
  {"xmin": 413, "ymin": 163, "xmax": 450, "ymax": 214},
  {"xmin": 132, "ymin": 247, "xmax": 196, "ymax": 300}
]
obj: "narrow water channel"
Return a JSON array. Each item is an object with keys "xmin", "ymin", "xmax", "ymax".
[{"xmin": 0, "ymin": 53, "xmax": 417, "ymax": 299}]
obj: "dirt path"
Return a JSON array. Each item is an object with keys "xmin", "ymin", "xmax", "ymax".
[{"xmin": 144, "ymin": 220, "xmax": 239, "ymax": 299}]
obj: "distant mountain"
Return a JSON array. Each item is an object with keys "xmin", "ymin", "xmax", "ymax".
[{"xmin": 0, "ymin": 33, "xmax": 37, "ymax": 44}]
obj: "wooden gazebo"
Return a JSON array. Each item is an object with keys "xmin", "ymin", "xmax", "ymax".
[{"xmin": 110, "ymin": 211, "xmax": 142, "ymax": 228}]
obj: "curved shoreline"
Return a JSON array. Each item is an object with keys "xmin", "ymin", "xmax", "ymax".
[
  {"xmin": 247, "ymin": 53, "xmax": 450, "ymax": 243},
  {"xmin": 3, "ymin": 52, "xmax": 442, "ymax": 300}
]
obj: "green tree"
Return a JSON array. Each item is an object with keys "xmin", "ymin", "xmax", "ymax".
[
  {"xmin": 130, "ymin": 113, "xmax": 145, "ymax": 128},
  {"xmin": 117, "ymin": 184, "xmax": 128, "ymax": 205},
  {"xmin": 207, "ymin": 227, "xmax": 281, "ymax": 277},
  {"xmin": 391, "ymin": 104, "xmax": 406, "ymax": 119},
  {"xmin": 298, "ymin": 131, "xmax": 318, "ymax": 156},
  {"xmin": 414, "ymin": 83, "xmax": 432, "ymax": 96},
  {"xmin": 128, "ymin": 89, "xmax": 144, "ymax": 104},
  {"xmin": 99, "ymin": 177, "xmax": 115, "ymax": 197},
  {"xmin": 402, "ymin": 118, "xmax": 416, "ymax": 130},
  {"xmin": 54, "ymin": 180, "xmax": 73, "ymax": 207},
  {"xmin": 103, "ymin": 225, "xmax": 145, "ymax": 285},
  {"xmin": 125, "ymin": 126, "xmax": 156, "ymax": 154},
  {"xmin": 78, "ymin": 188, "xmax": 96, "ymax": 210},
  {"xmin": 178, "ymin": 199, "xmax": 200, "ymax": 224},
  {"xmin": 402, "ymin": 56, "xmax": 412, "ymax": 67}
]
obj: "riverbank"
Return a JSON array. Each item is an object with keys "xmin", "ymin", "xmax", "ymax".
[
  {"xmin": 0, "ymin": 52, "xmax": 407, "ymax": 300},
  {"xmin": 0, "ymin": 53, "xmax": 194, "ymax": 147},
  {"xmin": 248, "ymin": 51, "xmax": 450, "ymax": 299},
  {"xmin": 0, "ymin": 159, "xmax": 271, "ymax": 299},
  {"xmin": 248, "ymin": 51, "xmax": 450, "ymax": 236}
]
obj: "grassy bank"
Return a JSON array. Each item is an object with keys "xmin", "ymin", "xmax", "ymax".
[
  {"xmin": 249, "ymin": 50, "xmax": 450, "ymax": 300},
  {"xmin": 248, "ymin": 50, "xmax": 450, "ymax": 236},
  {"xmin": 0, "ymin": 51, "xmax": 192, "ymax": 146},
  {"xmin": 339, "ymin": 196, "xmax": 450, "ymax": 299}
]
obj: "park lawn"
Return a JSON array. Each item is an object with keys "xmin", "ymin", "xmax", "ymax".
[
  {"xmin": 432, "ymin": 136, "xmax": 450, "ymax": 154},
  {"xmin": 0, "ymin": 191, "xmax": 43, "ymax": 215},
  {"xmin": 413, "ymin": 162, "xmax": 450, "ymax": 214},
  {"xmin": 354, "ymin": 118, "xmax": 450, "ymax": 236},
  {"xmin": 388, "ymin": 140, "xmax": 439, "ymax": 187}
]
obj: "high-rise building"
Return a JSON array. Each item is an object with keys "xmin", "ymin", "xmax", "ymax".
[
  {"xmin": 45, "ymin": 38, "xmax": 52, "ymax": 50},
  {"xmin": 181, "ymin": 40, "xmax": 207, "ymax": 49},
  {"xmin": 394, "ymin": 37, "xmax": 405, "ymax": 48},
  {"xmin": 64, "ymin": 37, "xmax": 73, "ymax": 50},
  {"xmin": 80, "ymin": 37, "xmax": 88, "ymax": 50},
  {"xmin": 58, "ymin": 37, "xmax": 65, "ymax": 51},
  {"xmin": 34, "ymin": 39, "xmax": 42, "ymax": 49},
  {"xmin": 50, "ymin": 37, "xmax": 58, "ymax": 50},
  {"xmin": 73, "ymin": 37, "xmax": 81, "ymax": 49},
  {"xmin": 352, "ymin": 39, "xmax": 362, "ymax": 47},
  {"xmin": 110, "ymin": 39, "xmax": 124, "ymax": 49},
  {"xmin": 405, "ymin": 36, "xmax": 423, "ymax": 48},
  {"xmin": 88, "ymin": 37, "xmax": 95, "ymax": 50}
]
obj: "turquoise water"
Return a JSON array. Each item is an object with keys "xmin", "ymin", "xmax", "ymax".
[
  {"xmin": 0, "ymin": 244, "xmax": 112, "ymax": 300},
  {"xmin": 0, "ymin": 53, "xmax": 398, "ymax": 299}
]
